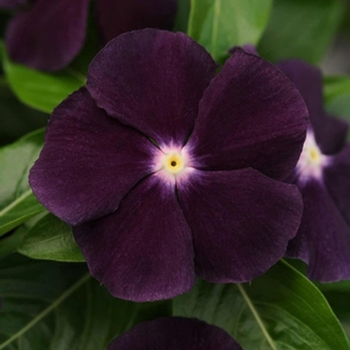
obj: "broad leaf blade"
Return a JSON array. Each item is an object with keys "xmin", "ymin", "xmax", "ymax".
[
  {"xmin": 173, "ymin": 260, "xmax": 350, "ymax": 350},
  {"xmin": 0, "ymin": 255, "xmax": 171, "ymax": 350},
  {"xmin": 258, "ymin": 0, "xmax": 344, "ymax": 64},
  {"xmin": 188, "ymin": 0, "xmax": 272, "ymax": 63},
  {"xmin": 3, "ymin": 51, "xmax": 85, "ymax": 114},
  {"xmin": 317, "ymin": 281, "xmax": 350, "ymax": 340},
  {"xmin": 0, "ymin": 129, "xmax": 45, "ymax": 236},
  {"xmin": 18, "ymin": 213, "xmax": 84, "ymax": 262}
]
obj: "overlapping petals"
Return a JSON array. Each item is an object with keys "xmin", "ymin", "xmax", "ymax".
[
  {"xmin": 108, "ymin": 317, "xmax": 242, "ymax": 350},
  {"xmin": 3, "ymin": 0, "xmax": 177, "ymax": 71},
  {"xmin": 177, "ymin": 169, "xmax": 302, "ymax": 282},
  {"xmin": 30, "ymin": 29, "xmax": 308, "ymax": 301},
  {"xmin": 87, "ymin": 30, "xmax": 217, "ymax": 146},
  {"xmin": 74, "ymin": 175, "xmax": 195, "ymax": 302},
  {"xmin": 29, "ymin": 88, "xmax": 155, "ymax": 225},
  {"xmin": 188, "ymin": 49, "xmax": 307, "ymax": 181},
  {"xmin": 279, "ymin": 60, "xmax": 350, "ymax": 282}
]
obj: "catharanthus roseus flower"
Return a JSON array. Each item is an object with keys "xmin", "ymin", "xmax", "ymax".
[
  {"xmin": 277, "ymin": 60, "xmax": 350, "ymax": 282},
  {"xmin": 2, "ymin": 0, "xmax": 177, "ymax": 71},
  {"xmin": 108, "ymin": 317, "xmax": 242, "ymax": 349},
  {"xmin": 30, "ymin": 29, "xmax": 308, "ymax": 301}
]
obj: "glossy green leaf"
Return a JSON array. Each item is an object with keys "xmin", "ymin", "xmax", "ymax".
[
  {"xmin": 188, "ymin": 0, "xmax": 272, "ymax": 63},
  {"xmin": 0, "ymin": 129, "xmax": 45, "ymax": 236},
  {"xmin": 3, "ymin": 51, "xmax": 85, "ymax": 114},
  {"xmin": 18, "ymin": 213, "xmax": 84, "ymax": 262},
  {"xmin": 324, "ymin": 76, "xmax": 350, "ymax": 125},
  {"xmin": 173, "ymin": 260, "xmax": 350, "ymax": 349},
  {"xmin": 258, "ymin": 0, "xmax": 344, "ymax": 64},
  {"xmin": 0, "ymin": 227, "xmax": 26, "ymax": 257},
  {"xmin": 0, "ymin": 255, "xmax": 171, "ymax": 350},
  {"xmin": 317, "ymin": 281, "xmax": 350, "ymax": 340}
]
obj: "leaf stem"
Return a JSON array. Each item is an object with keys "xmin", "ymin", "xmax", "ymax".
[
  {"xmin": 237, "ymin": 284, "xmax": 277, "ymax": 350},
  {"xmin": 0, "ymin": 189, "xmax": 33, "ymax": 216},
  {"xmin": 0, "ymin": 273, "xmax": 91, "ymax": 349}
]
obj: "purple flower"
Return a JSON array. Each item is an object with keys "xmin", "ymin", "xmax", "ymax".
[
  {"xmin": 3, "ymin": 0, "xmax": 177, "ymax": 71},
  {"xmin": 107, "ymin": 317, "xmax": 242, "ymax": 350},
  {"xmin": 29, "ymin": 29, "xmax": 308, "ymax": 301},
  {"xmin": 277, "ymin": 60, "xmax": 350, "ymax": 282}
]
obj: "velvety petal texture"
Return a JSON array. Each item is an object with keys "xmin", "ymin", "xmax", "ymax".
[
  {"xmin": 277, "ymin": 60, "xmax": 349, "ymax": 154},
  {"xmin": 108, "ymin": 317, "xmax": 242, "ymax": 350},
  {"xmin": 97, "ymin": 0, "xmax": 178, "ymax": 44},
  {"xmin": 177, "ymin": 168, "xmax": 303, "ymax": 282},
  {"xmin": 187, "ymin": 49, "xmax": 308, "ymax": 181},
  {"xmin": 286, "ymin": 179, "xmax": 350, "ymax": 282},
  {"xmin": 6, "ymin": 0, "xmax": 89, "ymax": 71},
  {"xmin": 30, "ymin": 30, "xmax": 308, "ymax": 301},
  {"xmin": 87, "ymin": 29, "xmax": 217, "ymax": 146},
  {"xmin": 280, "ymin": 59, "xmax": 350, "ymax": 282},
  {"xmin": 74, "ymin": 175, "xmax": 195, "ymax": 301},
  {"xmin": 30, "ymin": 88, "xmax": 155, "ymax": 226}
]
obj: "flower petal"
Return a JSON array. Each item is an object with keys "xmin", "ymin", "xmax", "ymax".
[
  {"xmin": 87, "ymin": 29, "xmax": 217, "ymax": 147},
  {"xmin": 177, "ymin": 168, "xmax": 303, "ymax": 283},
  {"xmin": 187, "ymin": 49, "xmax": 308, "ymax": 181},
  {"xmin": 286, "ymin": 178, "xmax": 350, "ymax": 282},
  {"xmin": 108, "ymin": 317, "xmax": 242, "ymax": 350},
  {"xmin": 6, "ymin": 0, "xmax": 89, "ymax": 71},
  {"xmin": 323, "ymin": 144, "xmax": 350, "ymax": 226},
  {"xmin": 277, "ymin": 60, "xmax": 349, "ymax": 154},
  {"xmin": 29, "ymin": 88, "xmax": 155, "ymax": 226},
  {"xmin": 96, "ymin": 0, "xmax": 177, "ymax": 44},
  {"xmin": 74, "ymin": 175, "xmax": 195, "ymax": 302}
]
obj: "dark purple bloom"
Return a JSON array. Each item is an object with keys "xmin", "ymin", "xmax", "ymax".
[
  {"xmin": 277, "ymin": 60, "xmax": 350, "ymax": 282},
  {"xmin": 29, "ymin": 29, "xmax": 308, "ymax": 301},
  {"xmin": 3, "ymin": 0, "xmax": 177, "ymax": 71},
  {"xmin": 108, "ymin": 317, "xmax": 242, "ymax": 350}
]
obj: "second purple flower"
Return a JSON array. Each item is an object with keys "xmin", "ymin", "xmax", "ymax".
[{"xmin": 30, "ymin": 29, "xmax": 308, "ymax": 301}]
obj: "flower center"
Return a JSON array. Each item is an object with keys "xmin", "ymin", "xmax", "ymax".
[
  {"xmin": 296, "ymin": 130, "xmax": 327, "ymax": 182},
  {"xmin": 162, "ymin": 152, "xmax": 186, "ymax": 175}
]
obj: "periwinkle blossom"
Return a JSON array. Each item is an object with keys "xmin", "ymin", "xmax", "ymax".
[
  {"xmin": 277, "ymin": 60, "xmax": 350, "ymax": 282},
  {"xmin": 108, "ymin": 317, "xmax": 242, "ymax": 350},
  {"xmin": 1, "ymin": 0, "xmax": 177, "ymax": 71},
  {"xmin": 29, "ymin": 29, "xmax": 308, "ymax": 301}
]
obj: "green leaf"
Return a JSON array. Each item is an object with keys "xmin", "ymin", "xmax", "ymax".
[
  {"xmin": 258, "ymin": 0, "xmax": 345, "ymax": 64},
  {"xmin": 0, "ymin": 80, "xmax": 47, "ymax": 147},
  {"xmin": 188, "ymin": 0, "xmax": 272, "ymax": 63},
  {"xmin": 173, "ymin": 260, "xmax": 350, "ymax": 349},
  {"xmin": 0, "ymin": 227, "xmax": 26, "ymax": 258},
  {"xmin": 0, "ymin": 129, "xmax": 46, "ymax": 236},
  {"xmin": 0, "ymin": 255, "xmax": 171, "ymax": 350},
  {"xmin": 3, "ymin": 50, "xmax": 85, "ymax": 114},
  {"xmin": 317, "ymin": 281, "xmax": 350, "ymax": 340},
  {"xmin": 324, "ymin": 76, "xmax": 350, "ymax": 127},
  {"xmin": 18, "ymin": 213, "xmax": 85, "ymax": 262},
  {"xmin": 173, "ymin": 0, "xmax": 191, "ymax": 32}
]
